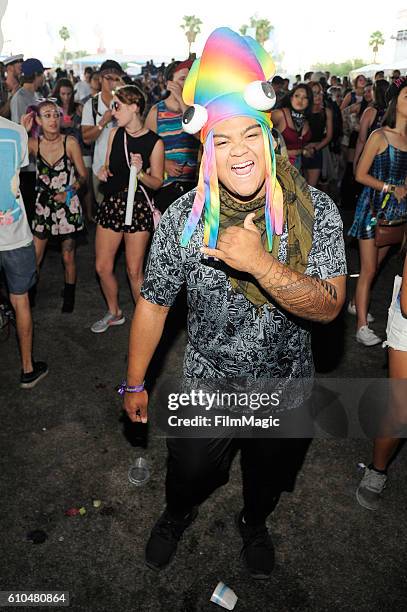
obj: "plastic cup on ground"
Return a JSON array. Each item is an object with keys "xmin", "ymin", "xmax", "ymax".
[
  {"xmin": 210, "ymin": 582, "xmax": 238, "ymax": 610},
  {"xmin": 128, "ymin": 457, "xmax": 150, "ymax": 486}
]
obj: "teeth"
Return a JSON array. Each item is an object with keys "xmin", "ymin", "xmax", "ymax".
[{"xmin": 232, "ymin": 161, "xmax": 254, "ymax": 169}]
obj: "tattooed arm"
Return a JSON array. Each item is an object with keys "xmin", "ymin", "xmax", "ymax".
[
  {"xmin": 201, "ymin": 212, "xmax": 346, "ymax": 323},
  {"xmin": 253, "ymin": 255, "xmax": 345, "ymax": 322}
]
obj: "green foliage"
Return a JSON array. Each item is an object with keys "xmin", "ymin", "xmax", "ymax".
[
  {"xmin": 369, "ymin": 31, "xmax": 385, "ymax": 61},
  {"xmin": 58, "ymin": 26, "xmax": 70, "ymax": 42},
  {"xmin": 180, "ymin": 15, "xmax": 203, "ymax": 53},
  {"xmin": 239, "ymin": 16, "xmax": 273, "ymax": 45},
  {"xmin": 311, "ymin": 58, "xmax": 367, "ymax": 77},
  {"xmin": 54, "ymin": 50, "xmax": 88, "ymax": 67}
]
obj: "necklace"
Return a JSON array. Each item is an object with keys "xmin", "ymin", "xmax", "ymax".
[
  {"xmin": 42, "ymin": 134, "xmax": 60, "ymax": 143},
  {"xmin": 125, "ymin": 126, "xmax": 144, "ymax": 137}
]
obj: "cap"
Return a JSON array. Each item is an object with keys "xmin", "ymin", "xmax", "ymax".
[
  {"xmin": 3, "ymin": 54, "xmax": 24, "ymax": 66},
  {"xmin": 21, "ymin": 58, "xmax": 45, "ymax": 77},
  {"xmin": 99, "ymin": 59, "xmax": 125, "ymax": 76}
]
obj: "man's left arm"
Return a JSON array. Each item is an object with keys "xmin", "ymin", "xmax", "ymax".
[
  {"xmin": 253, "ymin": 255, "xmax": 345, "ymax": 323},
  {"xmin": 201, "ymin": 193, "xmax": 346, "ymax": 324}
]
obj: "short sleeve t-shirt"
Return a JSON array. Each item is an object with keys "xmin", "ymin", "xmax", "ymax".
[
  {"xmin": 81, "ymin": 94, "xmax": 115, "ymax": 175},
  {"xmin": 0, "ymin": 117, "xmax": 32, "ymax": 251},
  {"xmin": 141, "ymin": 186, "xmax": 347, "ymax": 380},
  {"xmin": 74, "ymin": 80, "xmax": 91, "ymax": 102},
  {"xmin": 10, "ymin": 87, "xmax": 39, "ymax": 172}
]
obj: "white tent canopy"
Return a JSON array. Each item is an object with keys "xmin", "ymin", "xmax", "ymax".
[
  {"xmin": 349, "ymin": 60, "xmax": 407, "ymax": 80},
  {"xmin": 70, "ymin": 53, "xmax": 174, "ymax": 75}
]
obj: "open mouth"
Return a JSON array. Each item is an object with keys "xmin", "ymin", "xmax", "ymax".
[{"xmin": 231, "ymin": 161, "xmax": 254, "ymax": 176}]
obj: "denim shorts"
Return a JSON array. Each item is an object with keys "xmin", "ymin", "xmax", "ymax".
[
  {"xmin": 383, "ymin": 276, "xmax": 407, "ymax": 352},
  {"xmin": 0, "ymin": 242, "xmax": 37, "ymax": 295}
]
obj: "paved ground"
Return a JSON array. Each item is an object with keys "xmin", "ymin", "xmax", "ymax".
[{"xmin": 1, "ymin": 208, "xmax": 406, "ymax": 612}]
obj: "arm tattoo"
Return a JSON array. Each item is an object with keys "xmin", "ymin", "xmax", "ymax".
[{"xmin": 256, "ymin": 260, "xmax": 338, "ymax": 322}]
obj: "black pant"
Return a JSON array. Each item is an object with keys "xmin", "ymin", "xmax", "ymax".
[
  {"xmin": 19, "ymin": 172, "xmax": 37, "ymax": 228},
  {"xmin": 154, "ymin": 181, "xmax": 196, "ymax": 213},
  {"xmin": 165, "ymin": 437, "xmax": 311, "ymax": 525}
]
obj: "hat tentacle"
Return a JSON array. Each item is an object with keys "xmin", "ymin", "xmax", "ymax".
[{"xmin": 261, "ymin": 124, "xmax": 284, "ymax": 251}]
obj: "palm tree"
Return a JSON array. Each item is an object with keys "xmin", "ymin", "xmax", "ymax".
[
  {"xmin": 240, "ymin": 16, "xmax": 273, "ymax": 46},
  {"xmin": 59, "ymin": 26, "xmax": 70, "ymax": 68},
  {"xmin": 369, "ymin": 31, "xmax": 385, "ymax": 63},
  {"xmin": 180, "ymin": 15, "xmax": 202, "ymax": 56}
]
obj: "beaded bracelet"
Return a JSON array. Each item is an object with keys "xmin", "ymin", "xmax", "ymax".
[{"xmin": 117, "ymin": 381, "xmax": 145, "ymax": 396}]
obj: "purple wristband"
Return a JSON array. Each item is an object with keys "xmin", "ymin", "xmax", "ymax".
[{"xmin": 117, "ymin": 381, "xmax": 145, "ymax": 396}]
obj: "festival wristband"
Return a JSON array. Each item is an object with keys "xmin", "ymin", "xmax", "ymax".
[
  {"xmin": 138, "ymin": 170, "xmax": 145, "ymax": 181},
  {"xmin": 381, "ymin": 183, "xmax": 389, "ymax": 193},
  {"xmin": 117, "ymin": 381, "xmax": 145, "ymax": 395}
]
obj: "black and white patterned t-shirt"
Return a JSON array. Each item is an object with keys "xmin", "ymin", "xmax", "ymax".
[{"xmin": 141, "ymin": 187, "xmax": 347, "ymax": 380}]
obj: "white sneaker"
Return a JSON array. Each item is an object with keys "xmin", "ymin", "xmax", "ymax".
[
  {"xmin": 91, "ymin": 311, "xmax": 125, "ymax": 333},
  {"xmin": 356, "ymin": 465, "xmax": 387, "ymax": 511},
  {"xmin": 356, "ymin": 325, "xmax": 382, "ymax": 346},
  {"xmin": 347, "ymin": 302, "xmax": 374, "ymax": 323}
]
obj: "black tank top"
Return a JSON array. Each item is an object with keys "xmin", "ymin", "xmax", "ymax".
[
  {"xmin": 308, "ymin": 110, "xmax": 326, "ymax": 143},
  {"xmin": 104, "ymin": 127, "xmax": 161, "ymax": 195}
]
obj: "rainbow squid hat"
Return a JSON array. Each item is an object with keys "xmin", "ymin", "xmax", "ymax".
[{"xmin": 180, "ymin": 27, "xmax": 283, "ymax": 251}]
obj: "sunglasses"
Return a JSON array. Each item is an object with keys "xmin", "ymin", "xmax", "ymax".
[{"xmin": 111, "ymin": 100, "xmax": 123, "ymax": 111}]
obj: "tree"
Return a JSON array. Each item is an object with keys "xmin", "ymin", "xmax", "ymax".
[
  {"xmin": 240, "ymin": 16, "xmax": 273, "ymax": 46},
  {"xmin": 311, "ymin": 58, "xmax": 367, "ymax": 78},
  {"xmin": 180, "ymin": 15, "xmax": 202, "ymax": 56},
  {"xmin": 369, "ymin": 31, "xmax": 385, "ymax": 63},
  {"xmin": 59, "ymin": 26, "xmax": 70, "ymax": 68},
  {"xmin": 54, "ymin": 49, "xmax": 88, "ymax": 68}
]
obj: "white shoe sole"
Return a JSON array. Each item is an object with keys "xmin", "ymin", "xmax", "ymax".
[
  {"xmin": 356, "ymin": 335, "xmax": 382, "ymax": 347},
  {"xmin": 20, "ymin": 368, "xmax": 49, "ymax": 389},
  {"xmin": 356, "ymin": 488, "xmax": 378, "ymax": 511},
  {"xmin": 91, "ymin": 316, "xmax": 125, "ymax": 334}
]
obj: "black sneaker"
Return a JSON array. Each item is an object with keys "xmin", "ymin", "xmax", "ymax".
[
  {"xmin": 20, "ymin": 361, "xmax": 49, "ymax": 389},
  {"xmin": 145, "ymin": 507, "xmax": 198, "ymax": 571},
  {"xmin": 236, "ymin": 510, "xmax": 275, "ymax": 579}
]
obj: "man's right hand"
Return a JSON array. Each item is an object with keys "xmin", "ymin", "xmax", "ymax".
[{"xmin": 124, "ymin": 389, "xmax": 149, "ymax": 424}]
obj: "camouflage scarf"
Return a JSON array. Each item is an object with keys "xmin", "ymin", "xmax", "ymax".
[{"xmin": 218, "ymin": 155, "xmax": 314, "ymax": 308}]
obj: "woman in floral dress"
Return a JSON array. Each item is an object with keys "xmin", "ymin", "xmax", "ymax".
[{"xmin": 22, "ymin": 100, "xmax": 87, "ymax": 312}]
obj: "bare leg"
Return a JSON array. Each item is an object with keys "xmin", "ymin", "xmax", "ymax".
[
  {"xmin": 9, "ymin": 292, "xmax": 33, "ymax": 373},
  {"xmin": 355, "ymin": 239, "xmax": 390, "ymax": 329},
  {"xmin": 33, "ymin": 235, "xmax": 48, "ymax": 272},
  {"xmin": 124, "ymin": 231, "xmax": 150, "ymax": 303},
  {"xmin": 61, "ymin": 238, "xmax": 76, "ymax": 284},
  {"xmin": 95, "ymin": 225, "xmax": 123, "ymax": 315},
  {"xmin": 305, "ymin": 168, "xmax": 321, "ymax": 188},
  {"xmin": 350, "ymin": 243, "xmax": 390, "ymax": 308},
  {"xmin": 373, "ymin": 348, "xmax": 407, "ymax": 469}
]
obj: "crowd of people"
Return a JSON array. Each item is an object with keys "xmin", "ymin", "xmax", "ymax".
[{"xmin": 1, "ymin": 32, "xmax": 406, "ymax": 580}]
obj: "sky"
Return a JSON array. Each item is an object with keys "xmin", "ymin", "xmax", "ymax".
[{"xmin": 1, "ymin": 0, "xmax": 405, "ymax": 74}]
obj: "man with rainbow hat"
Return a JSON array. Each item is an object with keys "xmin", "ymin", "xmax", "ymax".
[{"xmin": 123, "ymin": 28, "xmax": 346, "ymax": 578}]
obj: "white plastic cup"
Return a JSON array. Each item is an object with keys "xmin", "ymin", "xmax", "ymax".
[
  {"xmin": 210, "ymin": 582, "xmax": 238, "ymax": 610},
  {"xmin": 128, "ymin": 457, "xmax": 150, "ymax": 486}
]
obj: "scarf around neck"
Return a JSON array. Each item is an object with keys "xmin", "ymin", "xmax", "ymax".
[{"xmin": 218, "ymin": 155, "xmax": 314, "ymax": 309}]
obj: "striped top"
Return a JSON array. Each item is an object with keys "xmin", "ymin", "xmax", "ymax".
[{"xmin": 156, "ymin": 100, "xmax": 200, "ymax": 186}]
